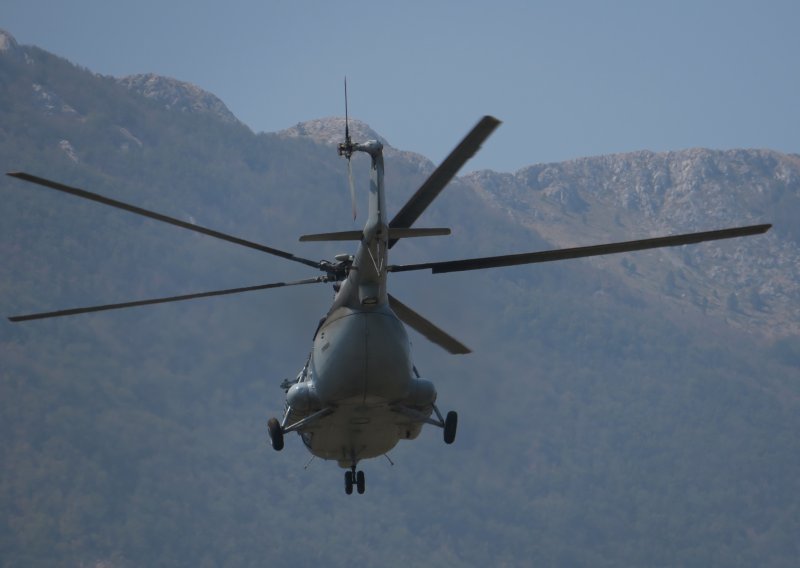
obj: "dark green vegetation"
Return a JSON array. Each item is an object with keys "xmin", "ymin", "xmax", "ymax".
[{"xmin": 2, "ymin": 34, "xmax": 799, "ymax": 567}]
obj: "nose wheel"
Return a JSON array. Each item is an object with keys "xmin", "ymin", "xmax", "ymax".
[{"xmin": 345, "ymin": 467, "xmax": 366, "ymax": 495}]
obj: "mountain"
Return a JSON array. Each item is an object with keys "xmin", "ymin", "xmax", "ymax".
[
  {"xmin": 0, "ymin": 28, "xmax": 23, "ymax": 57},
  {"xmin": 116, "ymin": 73, "xmax": 241, "ymax": 125},
  {"xmin": 466, "ymin": 149, "xmax": 800, "ymax": 337},
  {"xmin": 1, "ymin": 28, "xmax": 799, "ymax": 567}
]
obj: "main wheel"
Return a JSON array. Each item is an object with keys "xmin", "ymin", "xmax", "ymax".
[
  {"xmin": 356, "ymin": 470, "xmax": 366, "ymax": 494},
  {"xmin": 267, "ymin": 417, "xmax": 284, "ymax": 451},
  {"xmin": 344, "ymin": 471, "xmax": 354, "ymax": 495},
  {"xmin": 443, "ymin": 411, "xmax": 458, "ymax": 444}
]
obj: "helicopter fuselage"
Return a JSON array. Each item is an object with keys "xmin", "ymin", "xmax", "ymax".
[
  {"xmin": 281, "ymin": 140, "xmax": 438, "ymax": 468},
  {"xmin": 301, "ymin": 304, "xmax": 425, "ymax": 466}
]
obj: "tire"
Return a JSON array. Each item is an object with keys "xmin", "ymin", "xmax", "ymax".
[
  {"xmin": 356, "ymin": 470, "xmax": 366, "ymax": 494},
  {"xmin": 443, "ymin": 411, "xmax": 458, "ymax": 445},
  {"xmin": 345, "ymin": 471, "xmax": 354, "ymax": 495},
  {"xmin": 267, "ymin": 417, "xmax": 284, "ymax": 451}
]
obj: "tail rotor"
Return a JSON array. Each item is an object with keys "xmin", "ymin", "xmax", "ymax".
[
  {"xmin": 337, "ymin": 77, "xmax": 357, "ymax": 220},
  {"xmin": 347, "ymin": 158, "xmax": 356, "ymax": 221}
]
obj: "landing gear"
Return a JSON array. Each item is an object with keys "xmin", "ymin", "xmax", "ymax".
[
  {"xmin": 428, "ymin": 404, "xmax": 458, "ymax": 445},
  {"xmin": 267, "ymin": 417, "xmax": 284, "ymax": 451},
  {"xmin": 344, "ymin": 466, "xmax": 366, "ymax": 495},
  {"xmin": 443, "ymin": 410, "xmax": 458, "ymax": 445}
]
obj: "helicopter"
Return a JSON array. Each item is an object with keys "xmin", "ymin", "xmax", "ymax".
[{"xmin": 7, "ymin": 110, "xmax": 771, "ymax": 495}]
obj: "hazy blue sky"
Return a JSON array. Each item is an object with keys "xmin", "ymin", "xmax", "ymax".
[{"xmin": 4, "ymin": 0, "xmax": 799, "ymax": 172}]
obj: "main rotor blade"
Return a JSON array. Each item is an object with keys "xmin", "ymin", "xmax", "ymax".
[
  {"xmin": 388, "ymin": 116, "xmax": 501, "ymax": 248},
  {"xmin": 388, "ymin": 293, "xmax": 471, "ymax": 354},
  {"xmin": 389, "ymin": 224, "xmax": 771, "ymax": 274},
  {"xmin": 8, "ymin": 276, "xmax": 327, "ymax": 322},
  {"xmin": 6, "ymin": 172, "xmax": 322, "ymax": 270}
]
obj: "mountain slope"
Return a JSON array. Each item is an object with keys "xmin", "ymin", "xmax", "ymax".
[
  {"xmin": 466, "ymin": 149, "xmax": 800, "ymax": 336},
  {"xmin": 1, "ymin": 29, "xmax": 798, "ymax": 567}
]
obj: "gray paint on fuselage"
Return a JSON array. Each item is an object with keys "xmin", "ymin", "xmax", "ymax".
[{"xmin": 312, "ymin": 305, "xmax": 413, "ymax": 405}]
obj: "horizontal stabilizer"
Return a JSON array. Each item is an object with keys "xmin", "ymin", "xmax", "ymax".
[
  {"xmin": 299, "ymin": 228, "xmax": 450, "ymax": 242},
  {"xmin": 299, "ymin": 230, "xmax": 363, "ymax": 242},
  {"xmin": 389, "ymin": 227, "xmax": 451, "ymax": 239}
]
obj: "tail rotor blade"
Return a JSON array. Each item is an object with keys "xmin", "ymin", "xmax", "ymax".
[{"xmin": 347, "ymin": 158, "xmax": 357, "ymax": 221}]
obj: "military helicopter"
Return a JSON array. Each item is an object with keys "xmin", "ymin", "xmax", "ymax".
[{"xmin": 7, "ymin": 104, "xmax": 771, "ymax": 495}]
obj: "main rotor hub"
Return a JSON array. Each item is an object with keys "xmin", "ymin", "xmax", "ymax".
[{"xmin": 319, "ymin": 255, "xmax": 352, "ymax": 281}]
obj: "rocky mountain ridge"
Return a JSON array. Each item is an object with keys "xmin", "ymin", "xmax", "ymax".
[
  {"xmin": 464, "ymin": 149, "xmax": 799, "ymax": 336},
  {"xmin": 1, "ymin": 30, "xmax": 239, "ymax": 126},
  {"xmin": 116, "ymin": 73, "xmax": 240, "ymax": 125},
  {"xmin": 0, "ymin": 28, "xmax": 19, "ymax": 53}
]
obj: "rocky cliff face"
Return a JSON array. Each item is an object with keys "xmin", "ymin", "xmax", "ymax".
[
  {"xmin": 465, "ymin": 149, "xmax": 800, "ymax": 336},
  {"xmin": 0, "ymin": 28, "xmax": 34, "ymax": 67},
  {"xmin": 0, "ymin": 28, "xmax": 19, "ymax": 53},
  {"xmin": 0, "ymin": 29, "xmax": 22, "ymax": 57},
  {"xmin": 117, "ymin": 73, "xmax": 240, "ymax": 125}
]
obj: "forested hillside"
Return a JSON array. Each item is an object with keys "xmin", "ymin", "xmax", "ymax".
[{"xmin": 1, "ymin": 29, "xmax": 798, "ymax": 567}]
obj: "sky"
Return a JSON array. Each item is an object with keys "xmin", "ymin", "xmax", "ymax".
[{"xmin": 4, "ymin": 0, "xmax": 799, "ymax": 173}]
